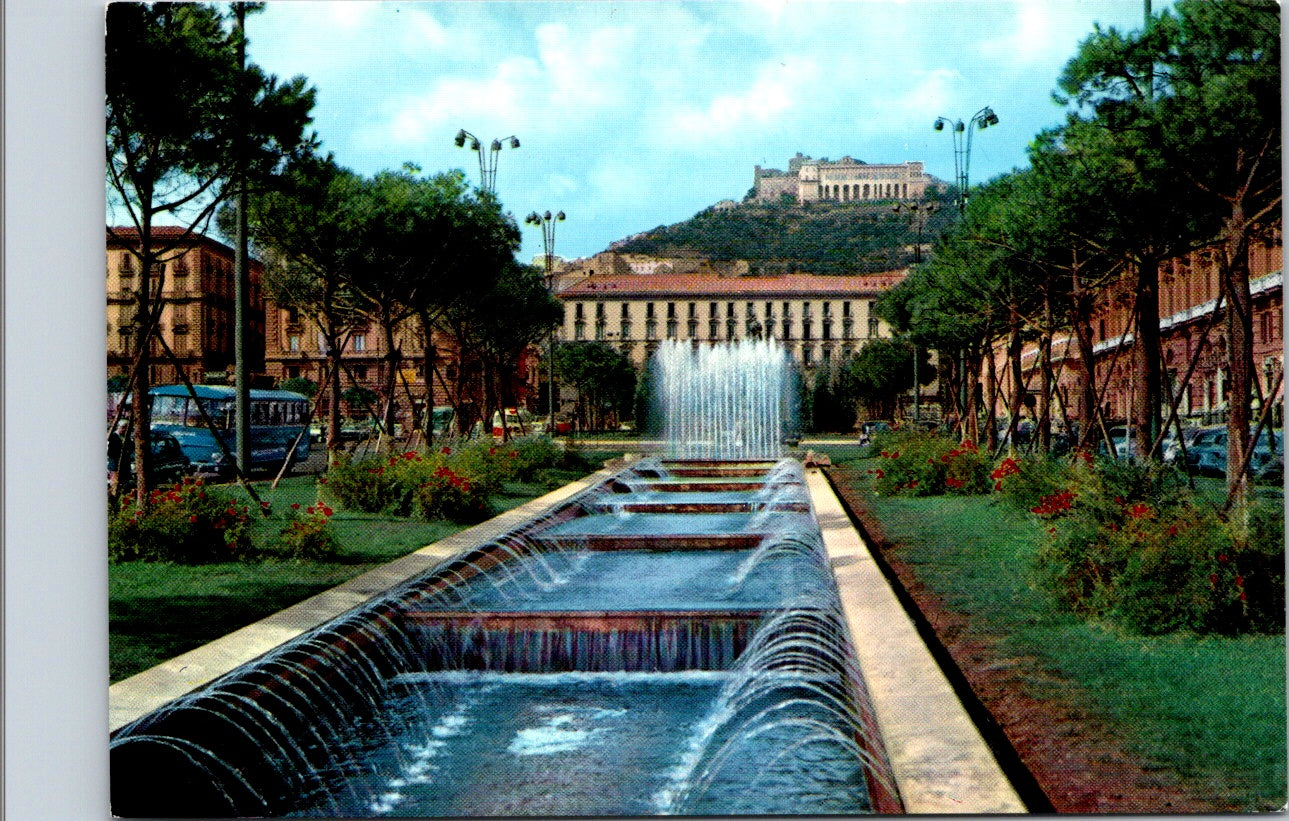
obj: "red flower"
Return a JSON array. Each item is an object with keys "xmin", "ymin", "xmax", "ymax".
[
  {"xmin": 1167, "ymin": 525, "xmax": 1178, "ymax": 537},
  {"xmin": 489, "ymin": 447, "xmax": 497, "ymax": 455},
  {"xmin": 189, "ymin": 514, "xmax": 198, "ymax": 523},
  {"xmin": 322, "ymin": 506, "xmax": 333, "ymax": 517},
  {"xmin": 1217, "ymin": 553, "xmax": 1229, "ymax": 564},
  {"xmin": 291, "ymin": 503, "xmax": 301, "ymax": 510},
  {"xmin": 1235, "ymin": 575, "xmax": 1245, "ymax": 588},
  {"xmin": 908, "ymin": 480, "xmax": 919, "ymax": 488},
  {"xmin": 994, "ymin": 481, "xmax": 1003, "ymax": 491},
  {"xmin": 875, "ymin": 469, "xmax": 885, "ymax": 479},
  {"xmin": 1129, "ymin": 503, "xmax": 1153, "ymax": 519},
  {"xmin": 1239, "ymin": 591, "xmax": 1248, "ymax": 602},
  {"xmin": 404, "ymin": 451, "xmax": 418, "ymax": 460},
  {"xmin": 319, "ymin": 477, "xmax": 327, "ymax": 484},
  {"xmin": 307, "ymin": 506, "xmax": 315, "ymax": 515},
  {"xmin": 1114, "ymin": 496, "xmax": 1126, "ymax": 506},
  {"xmin": 441, "ymin": 447, "xmax": 452, "ymax": 455},
  {"xmin": 1210, "ymin": 573, "xmax": 1219, "ymax": 587}
]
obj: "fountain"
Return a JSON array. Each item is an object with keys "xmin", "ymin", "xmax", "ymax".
[{"xmin": 109, "ymin": 340, "xmax": 908, "ymax": 816}]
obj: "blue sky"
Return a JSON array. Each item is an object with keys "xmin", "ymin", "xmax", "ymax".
[{"xmin": 245, "ymin": 1, "xmax": 1159, "ymax": 263}]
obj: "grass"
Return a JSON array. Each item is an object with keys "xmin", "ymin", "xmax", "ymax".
[
  {"xmin": 109, "ymin": 451, "xmax": 624, "ymax": 683},
  {"xmin": 825, "ymin": 450, "xmax": 1286, "ymax": 812}
]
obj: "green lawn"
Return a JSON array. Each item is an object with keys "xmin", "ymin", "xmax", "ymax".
[
  {"xmin": 109, "ymin": 454, "xmax": 621, "ymax": 683},
  {"xmin": 826, "ymin": 452, "xmax": 1286, "ymax": 812}
]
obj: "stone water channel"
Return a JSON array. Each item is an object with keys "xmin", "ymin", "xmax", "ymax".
[
  {"xmin": 110, "ymin": 338, "xmax": 1024, "ymax": 816},
  {"xmin": 111, "ymin": 458, "xmax": 916, "ymax": 816}
]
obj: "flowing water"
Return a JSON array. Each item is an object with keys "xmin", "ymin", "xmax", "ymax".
[{"xmin": 110, "ymin": 341, "xmax": 897, "ymax": 817}]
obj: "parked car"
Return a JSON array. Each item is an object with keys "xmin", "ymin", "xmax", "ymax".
[
  {"xmin": 492, "ymin": 408, "xmax": 537, "ymax": 437},
  {"xmin": 1097, "ymin": 426, "xmax": 1136, "ymax": 458},
  {"xmin": 1160, "ymin": 426, "xmax": 1205, "ymax": 465},
  {"xmin": 111, "ymin": 430, "xmax": 193, "ymax": 488},
  {"xmin": 1185, "ymin": 426, "xmax": 1283, "ymax": 479}
]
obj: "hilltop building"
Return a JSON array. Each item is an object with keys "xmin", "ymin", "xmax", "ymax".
[{"xmin": 753, "ymin": 153, "xmax": 937, "ymax": 204}]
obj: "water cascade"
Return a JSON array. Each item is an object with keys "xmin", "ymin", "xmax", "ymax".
[
  {"xmin": 110, "ymin": 340, "xmax": 903, "ymax": 817},
  {"xmin": 655, "ymin": 339, "xmax": 795, "ymax": 461}
]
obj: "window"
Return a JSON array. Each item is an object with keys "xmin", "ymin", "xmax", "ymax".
[
  {"xmin": 118, "ymin": 254, "xmax": 134, "ymax": 274},
  {"xmin": 822, "ymin": 302, "xmax": 831, "ymax": 316},
  {"xmin": 843, "ymin": 301, "xmax": 851, "ymax": 317},
  {"xmin": 354, "ymin": 366, "xmax": 368, "ymax": 380},
  {"xmin": 646, "ymin": 302, "xmax": 656, "ymax": 319},
  {"xmin": 621, "ymin": 320, "xmax": 632, "ymax": 339},
  {"xmin": 802, "ymin": 320, "xmax": 813, "ymax": 340},
  {"xmin": 288, "ymin": 335, "xmax": 300, "ymax": 352},
  {"xmin": 352, "ymin": 333, "xmax": 367, "ymax": 352},
  {"xmin": 709, "ymin": 303, "xmax": 718, "ymax": 319},
  {"xmin": 666, "ymin": 319, "xmax": 678, "ymax": 339},
  {"xmin": 286, "ymin": 365, "xmax": 300, "ymax": 379},
  {"xmin": 781, "ymin": 319, "xmax": 792, "ymax": 340},
  {"xmin": 621, "ymin": 303, "xmax": 629, "ymax": 318},
  {"xmin": 709, "ymin": 320, "xmax": 719, "ymax": 340},
  {"xmin": 596, "ymin": 303, "xmax": 606, "ymax": 319},
  {"xmin": 688, "ymin": 319, "xmax": 699, "ymax": 337},
  {"xmin": 688, "ymin": 302, "xmax": 696, "ymax": 318},
  {"xmin": 286, "ymin": 307, "xmax": 300, "ymax": 324},
  {"xmin": 821, "ymin": 320, "xmax": 832, "ymax": 341},
  {"xmin": 867, "ymin": 316, "xmax": 879, "ymax": 338},
  {"xmin": 667, "ymin": 302, "xmax": 676, "ymax": 319},
  {"xmin": 726, "ymin": 302, "xmax": 735, "ymax": 318},
  {"xmin": 746, "ymin": 302, "xmax": 756, "ymax": 317},
  {"xmin": 575, "ymin": 303, "xmax": 585, "ymax": 319}
]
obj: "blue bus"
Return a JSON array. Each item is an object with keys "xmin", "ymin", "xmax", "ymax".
[{"xmin": 149, "ymin": 385, "xmax": 311, "ymax": 476}]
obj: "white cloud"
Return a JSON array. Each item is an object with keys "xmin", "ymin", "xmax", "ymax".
[{"xmin": 665, "ymin": 57, "xmax": 819, "ymax": 145}]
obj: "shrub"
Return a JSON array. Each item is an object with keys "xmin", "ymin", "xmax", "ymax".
[
  {"xmin": 507, "ymin": 435, "xmax": 563, "ymax": 481},
  {"xmin": 109, "ymin": 478, "xmax": 255, "ymax": 563},
  {"xmin": 323, "ymin": 453, "xmax": 410, "ymax": 514},
  {"xmin": 991, "ymin": 451, "xmax": 1080, "ymax": 511},
  {"xmin": 867, "ymin": 432, "xmax": 989, "ymax": 496},
  {"xmin": 1032, "ymin": 458, "xmax": 1283, "ymax": 634},
  {"xmin": 275, "ymin": 502, "xmax": 339, "ymax": 560},
  {"xmin": 413, "ymin": 463, "xmax": 491, "ymax": 523}
]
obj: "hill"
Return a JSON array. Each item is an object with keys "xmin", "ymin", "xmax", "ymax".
[{"xmin": 612, "ymin": 191, "xmax": 959, "ymax": 275}]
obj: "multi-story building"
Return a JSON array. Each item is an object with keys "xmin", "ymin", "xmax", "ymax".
[
  {"xmin": 753, "ymin": 153, "xmax": 938, "ymax": 204},
  {"xmin": 555, "ymin": 271, "xmax": 907, "ymax": 371},
  {"xmin": 264, "ymin": 305, "xmax": 543, "ymax": 431},
  {"xmin": 107, "ymin": 226, "xmax": 265, "ymax": 387},
  {"xmin": 1000, "ymin": 235, "xmax": 1283, "ymax": 432}
]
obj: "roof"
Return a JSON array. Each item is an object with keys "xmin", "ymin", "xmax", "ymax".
[
  {"xmin": 557, "ymin": 272, "xmax": 906, "ymax": 299},
  {"xmin": 107, "ymin": 225, "xmax": 238, "ymax": 257},
  {"xmin": 151, "ymin": 384, "xmax": 309, "ymax": 401}
]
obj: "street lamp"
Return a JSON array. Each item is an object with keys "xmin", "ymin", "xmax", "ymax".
[
  {"xmin": 525, "ymin": 209, "xmax": 566, "ymax": 433},
  {"xmin": 454, "ymin": 129, "xmax": 520, "ymax": 193},
  {"xmin": 935, "ymin": 106, "xmax": 998, "ymax": 436},
  {"xmin": 892, "ymin": 201, "xmax": 937, "ymax": 264},
  {"xmin": 933, "ymin": 106, "xmax": 999, "ymax": 213}
]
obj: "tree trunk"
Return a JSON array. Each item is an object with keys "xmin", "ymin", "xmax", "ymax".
[
  {"xmin": 131, "ymin": 234, "xmax": 156, "ymax": 506},
  {"xmin": 1222, "ymin": 222, "xmax": 1254, "ymax": 502},
  {"xmin": 964, "ymin": 344, "xmax": 980, "ymax": 444},
  {"xmin": 325, "ymin": 332, "xmax": 343, "ymax": 458},
  {"xmin": 1132, "ymin": 256, "xmax": 1162, "ymax": 459},
  {"xmin": 984, "ymin": 333, "xmax": 999, "ymax": 450},
  {"xmin": 1037, "ymin": 290, "xmax": 1054, "ymax": 452},
  {"xmin": 1069, "ymin": 287, "xmax": 1099, "ymax": 452},
  {"xmin": 380, "ymin": 310, "xmax": 400, "ymax": 440},
  {"xmin": 1005, "ymin": 307, "xmax": 1025, "ymax": 449}
]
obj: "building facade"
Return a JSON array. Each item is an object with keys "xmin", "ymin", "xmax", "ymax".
[
  {"xmin": 107, "ymin": 226, "xmax": 266, "ymax": 388},
  {"xmin": 1000, "ymin": 236, "xmax": 1283, "ymax": 432},
  {"xmin": 264, "ymin": 305, "xmax": 542, "ymax": 432},
  {"xmin": 555, "ymin": 271, "xmax": 907, "ymax": 371},
  {"xmin": 753, "ymin": 153, "xmax": 937, "ymax": 204}
]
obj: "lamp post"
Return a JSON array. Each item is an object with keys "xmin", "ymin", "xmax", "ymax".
[
  {"xmin": 935, "ymin": 106, "xmax": 998, "ymax": 436},
  {"xmin": 933, "ymin": 106, "xmax": 999, "ymax": 214},
  {"xmin": 525, "ymin": 209, "xmax": 565, "ymax": 433},
  {"xmin": 454, "ymin": 129, "xmax": 520, "ymax": 193}
]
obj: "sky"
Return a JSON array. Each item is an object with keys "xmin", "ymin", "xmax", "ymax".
[{"xmin": 242, "ymin": 0, "xmax": 1160, "ymax": 264}]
